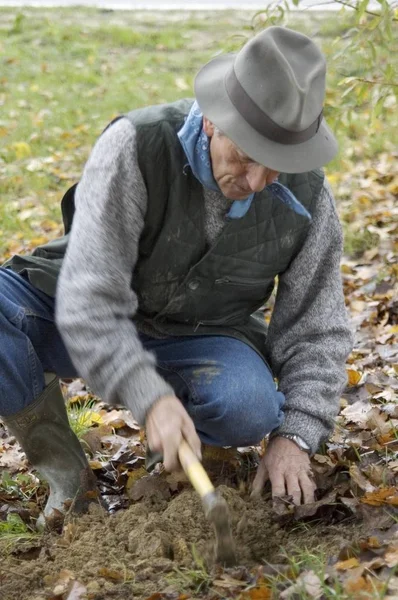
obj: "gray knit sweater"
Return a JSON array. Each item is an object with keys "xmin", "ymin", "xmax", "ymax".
[{"xmin": 55, "ymin": 117, "xmax": 353, "ymax": 454}]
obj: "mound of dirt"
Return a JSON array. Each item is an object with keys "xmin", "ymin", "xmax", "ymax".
[{"xmin": 0, "ymin": 482, "xmax": 360, "ymax": 600}]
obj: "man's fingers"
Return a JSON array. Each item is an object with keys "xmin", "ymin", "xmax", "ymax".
[
  {"xmin": 251, "ymin": 459, "xmax": 269, "ymax": 498},
  {"xmin": 285, "ymin": 474, "xmax": 302, "ymax": 505},
  {"xmin": 162, "ymin": 427, "xmax": 182, "ymax": 472},
  {"xmin": 269, "ymin": 471, "xmax": 286, "ymax": 499},
  {"xmin": 181, "ymin": 418, "xmax": 202, "ymax": 461},
  {"xmin": 299, "ymin": 471, "xmax": 316, "ymax": 504},
  {"xmin": 146, "ymin": 420, "xmax": 161, "ymax": 453}
]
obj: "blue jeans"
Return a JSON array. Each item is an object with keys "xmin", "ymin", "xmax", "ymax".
[{"xmin": 0, "ymin": 268, "xmax": 284, "ymax": 446}]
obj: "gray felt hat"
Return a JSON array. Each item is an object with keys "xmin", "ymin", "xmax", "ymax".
[{"xmin": 194, "ymin": 26, "xmax": 338, "ymax": 174}]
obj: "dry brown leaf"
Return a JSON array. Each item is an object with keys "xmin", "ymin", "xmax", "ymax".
[
  {"xmin": 349, "ymin": 464, "xmax": 375, "ymax": 493},
  {"xmin": 0, "ymin": 441, "xmax": 27, "ymax": 471},
  {"xmin": 344, "ymin": 574, "xmax": 383, "ymax": 596},
  {"xmin": 125, "ymin": 466, "xmax": 147, "ymax": 490},
  {"xmin": 241, "ymin": 586, "xmax": 272, "ymax": 599},
  {"xmin": 335, "ymin": 557, "xmax": 360, "ymax": 570},
  {"xmin": 99, "ymin": 409, "xmax": 139, "ymax": 430},
  {"xmin": 361, "ymin": 487, "xmax": 398, "ymax": 506},
  {"xmin": 384, "ymin": 546, "xmax": 398, "ymax": 568},
  {"xmin": 341, "ymin": 401, "xmax": 373, "ymax": 428},
  {"xmin": 51, "ymin": 569, "xmax": 75, "ymax": 596},
  {"xmin": 280, "ymin": 570, "xmax": 323, "ymax": 599},
  {"xmin": 347, "ymin": 369, "xmax": 362, "ymax": 386},
  {"xmin": 88, "ymin": 459, "xmax": 104, "ymax": 470},
  {"xmin": 367, "ymin": 407, "xmax": 392, "ymax": 435},
  {"xmin": 97, "ymin": 567, "xmax": 125, "ymax": 582}
]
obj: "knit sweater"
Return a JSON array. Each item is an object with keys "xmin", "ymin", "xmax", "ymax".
[{"xmin": 55, "ymin": 117, "xmax": 353, "ymax": 453}]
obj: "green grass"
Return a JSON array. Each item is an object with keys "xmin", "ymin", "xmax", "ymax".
[
  {"xmin": 167, "ymin": 545, "xmax": 213, "ymax": 594},
  {"xmin": 0, "ymin": 7, "xmax": 396, "ymax": 262},
  {"xmin": 67, "ymin": 398, "xmax": 98, "ymax": 440},
  {"xmin": 0, "ymin": 513, "xmax": 40, "ymax": 554},
  {"xmin": 343, "ymin": 224, "xmax": 381, "ymax": 258}
]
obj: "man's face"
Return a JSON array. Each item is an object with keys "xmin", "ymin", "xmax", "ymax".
[{"xmin": 203, "ymin": 117, "xmax": 279, "ymax": 201}]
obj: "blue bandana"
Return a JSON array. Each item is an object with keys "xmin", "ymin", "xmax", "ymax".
[{"xmin": 177, "ymin": 101, "xmax": 311, "ymax": 221}]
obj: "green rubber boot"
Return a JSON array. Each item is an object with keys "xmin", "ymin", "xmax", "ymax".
[{"xmin": 2, "ymin": 376, "xmax": 102, "ymax": 526}]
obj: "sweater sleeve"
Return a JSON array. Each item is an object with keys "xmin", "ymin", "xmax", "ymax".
[
  {"xmin": 55, "ymin": 117, "xmax": 174, "ymax": 425},
  {"xmin": 264, "ymin": 180, "xmax": 353, "ymax": 454}
]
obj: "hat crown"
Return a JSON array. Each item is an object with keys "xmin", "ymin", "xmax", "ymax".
[{"xmin": 233, "ymin": 27, "xmax": 326, "ymax": 132}]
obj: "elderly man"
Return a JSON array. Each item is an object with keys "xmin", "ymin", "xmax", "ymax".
[{"xmin": 1, "ymin": 26, "xmax": 352, "ymax": 521}]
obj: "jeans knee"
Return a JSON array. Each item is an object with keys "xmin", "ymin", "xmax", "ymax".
[{"xmin": 194, "ymin": 372, "xmax": 285, "ymax": 447}]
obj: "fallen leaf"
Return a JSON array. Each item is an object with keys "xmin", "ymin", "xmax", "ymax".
[
  {"xmin": 361, "ymin": 487, "xmax": 398, "ymax": 506},
  {"xmin": 349, "ymin": 464, "xmax": 375, "ymax": 493},
  {"xmin": 175, "ymin": 77, "xmax": 189, "ymax": 90},
  {"xmin": 280, "ymin": 570, "xmax": 323, "ymax": 599},
  {"xmin": 99, "ymin": 409, "xmax": 140, "ymax": 430},
  {"xmin": 335, "ymin": 557, "xmax": 360, "ymax": 570},
  {"xmin": 347, "ymin": 369, "xmax": 362, "ymax": 386},
  {"xmin": 52, "ymin": 569, "xmax": 75, "ymax": 595},
  {"xmin": 98, "ymin": 567, "xmax": 125, "ymax": 582},
  {"xmin": 125, "ymin": 466, "xmax": 147, "ymax": 489},
  {"xmin": 341, "ymin": 401, "xmax": 373, "ymax": 428},
  {"xmin": 241, "ymin": 586, "xmax": 272, "ymax": 599},
  {"xmin": 12, "ymin": 141, "xmax": 31, "ymax": 159},
  {"xmin": 65, "ymin": 580, "xmax": 87, "ymax": 600},
  {"xmin": 384, "ymin": 546, "xmax": 398, "ymax": 568},
  {"xmin": 344, "ymin": 574, "xmax": 383, "ymax": 596}
]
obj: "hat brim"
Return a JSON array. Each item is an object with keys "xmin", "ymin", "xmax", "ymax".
[{"xmin": 194, "ymin": 54, "xmax": 338, "ymax": 174}]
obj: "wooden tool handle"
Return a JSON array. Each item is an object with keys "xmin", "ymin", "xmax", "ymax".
[{"xmin": 178, "ymin": 440, "xmax": 214, "ymax": 498}]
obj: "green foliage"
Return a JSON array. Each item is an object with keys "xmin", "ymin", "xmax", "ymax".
[
  {"xmin": 343, "ymin": 224, "xmax": 380, "ymax": 257},
  {"xmin": 0, "ymin": 8, "xmax": 395, "ymax": 263},
  {"xmin": 167, "ymin": 544, "xmax": 212, "ymax": 594},
  {"xmin": 0, "ymin": 471, "xmax": 40, "ymax": 501},
  {"xmin": 0, "ymin": 513, "xmax": 38, "ymax": 544},
  {"xmin": 67, "ymin": 399, "xmax": 97, "ymax": 440}
]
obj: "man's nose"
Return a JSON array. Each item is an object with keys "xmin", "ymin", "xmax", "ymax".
[{"xmin": 246, "ymin": 165, "xmax": 279, "ymax": 192}]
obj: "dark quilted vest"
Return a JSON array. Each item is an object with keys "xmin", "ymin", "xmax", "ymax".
[{"xmin": 4, "ymin": 99, "xmax": 324, "ymax": 358}]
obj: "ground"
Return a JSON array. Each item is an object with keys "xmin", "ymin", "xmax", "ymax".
[
  {"xmin": 0, "ymin": 455, "xmax": 371, "ymax": 600},
  {"xmin": 0, "ymin": 4, "xmax": 397, "ymax": 600}
]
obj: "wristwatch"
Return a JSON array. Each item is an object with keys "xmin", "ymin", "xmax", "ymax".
[{"xmin": 276, "ymin": 433, "xmax": 311, "ymax": 454}]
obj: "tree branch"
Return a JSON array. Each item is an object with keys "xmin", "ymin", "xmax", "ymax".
[
  {"xmin": 333, "ymin": 0, "xmax": 398, "ymax": 21},
  {"xmin": 352, "ymin": 77, "xmax": 398, "ymax": 87}
]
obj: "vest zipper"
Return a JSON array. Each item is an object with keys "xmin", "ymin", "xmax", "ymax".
[{"xmin": 215, "ymin": 277, "xmax": 264, "ymax": 286}]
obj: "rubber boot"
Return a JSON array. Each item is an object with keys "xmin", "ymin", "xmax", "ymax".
[{"xmin": 2, "ymin": 376, "xmax": 102, "ymax": 526}]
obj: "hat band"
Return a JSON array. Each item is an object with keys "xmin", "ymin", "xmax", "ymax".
[{"xmin": 225, "ymin": 67, "xmax": 323, "ymax": 146}]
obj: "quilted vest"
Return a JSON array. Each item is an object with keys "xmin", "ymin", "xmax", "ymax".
[{"xmin": 4, "ymin": 99, "xmax": 324, "ymax": 357}]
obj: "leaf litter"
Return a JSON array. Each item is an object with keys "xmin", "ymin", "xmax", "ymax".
[
  {"xmin": 0, "ymin": 7, "xmax": 397, "ymax": 600},
  {"xmin": 0, "ymin": 149, "xmax": 397, "ymax": 600}
]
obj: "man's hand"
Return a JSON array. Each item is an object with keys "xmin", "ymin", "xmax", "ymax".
[
  {"xmin": 146, "ymin": 395, "xmax": 202, "ymax": 472},
  {"xmin": 251, "ymin": 436, "xmax": 316, "ymax": 505}
]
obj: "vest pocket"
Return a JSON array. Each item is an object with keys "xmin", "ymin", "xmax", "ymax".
[
  {"xmin": 208, "ymin": 277, "xmax": 274, "ymax": 324},
  {"xmin": 215, "ymin": 276, "xmax": 269, "ymax": 287}
]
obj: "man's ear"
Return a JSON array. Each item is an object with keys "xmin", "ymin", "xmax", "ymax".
[{"xmin": 203, "ymin": 117, "xmax": 215, "ymax": 137}]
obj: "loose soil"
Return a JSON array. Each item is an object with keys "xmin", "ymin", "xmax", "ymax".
[{"xmin": 1, "ymin": 476, "xmax": 363, "ymax": 600}]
